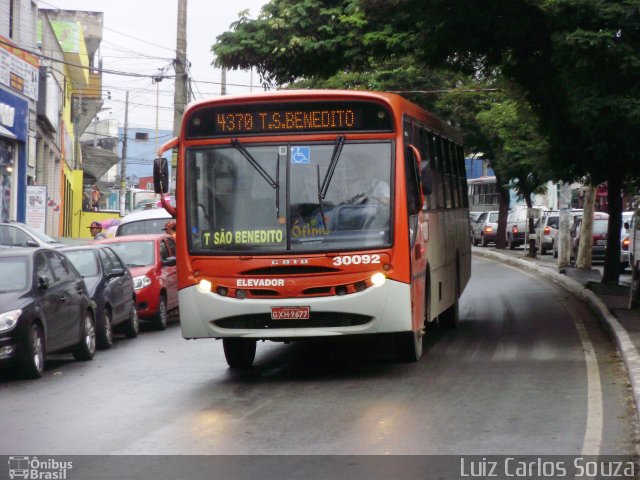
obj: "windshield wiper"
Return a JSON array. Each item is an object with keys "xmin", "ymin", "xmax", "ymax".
[
  {"xmin": 231, "ymin": 139, "xmax": 280, "ymax": 219},
  {"xmin": 317, "ymin": 135, "xmax": 345, "ymax": 222}
]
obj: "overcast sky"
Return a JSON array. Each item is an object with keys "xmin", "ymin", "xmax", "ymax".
[{"xmin": 46, "ymin": 0, "xmax": 268, "ymax": 131}]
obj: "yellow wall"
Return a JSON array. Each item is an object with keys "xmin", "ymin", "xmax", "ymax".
[
  {"xmin": 77, "ymin": 210, "xmax": 121, "ymax": 239},
  {"xmin": 64, "ymin": 168, "xmax": 119, "ymax": 239}
]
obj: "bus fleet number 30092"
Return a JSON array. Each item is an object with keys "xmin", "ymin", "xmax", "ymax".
[{"xmin": 332, "ymin": 254, "xmax": 381, "ymax": 266}]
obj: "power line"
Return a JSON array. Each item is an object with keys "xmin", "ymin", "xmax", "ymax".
[
  {"xmin": 0, "ymin": 38, "xmax": 176, "ymax": 80},
  {"xmin": 192, "ymin": 78, "xmax": 254, "ymax": 89},
  {"xmin": 39, "ymin": 1, "xmax": 177, "ymax": 53}
]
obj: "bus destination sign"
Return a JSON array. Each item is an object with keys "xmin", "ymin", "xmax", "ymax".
[
  {"xmin": 217, "ymin": 109, "xmax": 356, "ymax": 133},
  {"xmin": 186, "ymin": 101, "xmax": 393, "ymax": 138}
]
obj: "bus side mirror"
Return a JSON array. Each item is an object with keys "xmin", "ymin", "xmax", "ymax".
[
  {"xmin": 405, "ymin": 144, "xmax": 424, "ymax": 215},
  {"xmin": 153, "ymin": 157, "xmax": 169, "ymax": 194}
]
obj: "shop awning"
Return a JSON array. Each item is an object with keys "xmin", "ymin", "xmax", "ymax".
[
  {"xmin": 80, "ymin": 145, "xmax": 120, "ymax": 182},
  {"xmin": 0, "ymin": 125, "xmax": 17, "ymax": 140}
]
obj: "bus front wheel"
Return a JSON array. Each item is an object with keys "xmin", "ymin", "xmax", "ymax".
[
  {"xmin": 223, "ymin": 338, "xmax": 257, "ymax": 369},
  {"xmin": 394, "ymin": 330, "xmax": 423, "ymax": 363}
]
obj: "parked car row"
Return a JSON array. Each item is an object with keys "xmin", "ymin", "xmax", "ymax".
[
  {"xmin": 470, "ymin": 209, "xmax": 634, "ymax": 270},
  {"xmin": 469, "ymin": 206, "xmax": 551, "ymax": 249},
  {"xmin": 0, "ymin": 211, "xmax": 178, "ymax": 380}
]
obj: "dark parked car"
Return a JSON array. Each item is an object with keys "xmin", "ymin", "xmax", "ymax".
[
  {"xmin": 0, "ymin": 247, "xmax": 96, "ymax": 379},
  {"xmin": 61, "ymin": 245, "xmax": 139, "ymax": 349},
  {"xmin": 95, "ymin": 234, "xmax": 178, "ymax": 330}
]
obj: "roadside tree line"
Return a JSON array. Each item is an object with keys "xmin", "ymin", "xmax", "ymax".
[{"xmin": 211, "ymin": 0, "xmax": 640, "ymax": 284}]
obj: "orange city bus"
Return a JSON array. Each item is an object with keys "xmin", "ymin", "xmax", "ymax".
[{"xmin": 154, "ymin": 90, "xmax": 471, "ymax": 368}]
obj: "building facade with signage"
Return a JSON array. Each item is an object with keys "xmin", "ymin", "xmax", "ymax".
[
  {"xmin": 41, "ymin": 9, "xmax": 105, "ymax": 238},
  {"xmin": 0, "ymin": 0, "xmax": 40, "ymax": 223}
]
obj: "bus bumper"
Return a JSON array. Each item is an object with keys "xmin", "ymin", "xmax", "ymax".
[{"xmin": 179, "ymin": 279, "xmax": 412, "ymax": 339}]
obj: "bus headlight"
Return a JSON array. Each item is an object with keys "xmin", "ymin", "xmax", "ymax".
[
  {"xmin": 371, "ymin": 272, "xmax": 386, "ymax": 286},
  {"xmin": 197, "ymin": 279, "xmax": 212, "ymax": 293},
  {"xmin": 133, "ymin": 275, "xmax": 152, "ymax": 291}
]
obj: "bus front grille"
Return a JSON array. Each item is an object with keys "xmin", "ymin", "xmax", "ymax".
[
  {"xmin": 213, "ymin": 313, "xmax": 372, "ymax": 329},
  {"xmin": 240, "ymin": 266, "xmax": 338, "ymax": 275}
]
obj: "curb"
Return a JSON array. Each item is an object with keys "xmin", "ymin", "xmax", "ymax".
[{"xmin": 473, "ymin": 249, "xmax": 640, "ymax": 422}]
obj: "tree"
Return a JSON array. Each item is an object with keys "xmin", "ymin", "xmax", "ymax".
[
  {"xmin": 359, "ymin": 0, "xmax": 640, "ymax": 283},
  {"xmin": 212, "ymin": 1, "xmax": 369, "ymax": 87},
  {"xmin": 213, "ymin": 0, "xmax": 640, "ymax": 281},
  {"xmin": 476, "ymin": 97, "xmax": 550, "ymax": 257},
  {"xmin": 427, "ymin": 74, "xmax": 554, "ymax": 254}
]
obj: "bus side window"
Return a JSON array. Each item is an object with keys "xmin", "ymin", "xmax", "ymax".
[
  {"xmin": 419, "ymin": 128, "xmax": 431, "ymax": 211},
  {"xmin": 448, "ymin": 142, "xmax": 460, "ymax": 208},
  {"xmin": 426, "ymin": 133, "xmax": 439, "ymax": 210},
  {"xmin": 442, "ymin": 139, "xmax": 453, "ymax": 209},
  {"xmin": 435, "ymin": 136, "xmax": 447, "ymax": 209},
  {"xmin": 457, "ymin": 145, "xmax": 469, "ymax": 208}
]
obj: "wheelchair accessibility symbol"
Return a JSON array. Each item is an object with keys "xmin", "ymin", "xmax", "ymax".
[{"xmin": 291, "ymin": 146, "xmax": 310, "ymax": 164}]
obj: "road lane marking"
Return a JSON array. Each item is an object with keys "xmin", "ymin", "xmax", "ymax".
[
  {"xmin": 562, "ymin": 298, "xmax": 603, "ymax": 456},
  {"xmin": 481, "ymin": 258, "xmax": 603, "ymax": 455}
]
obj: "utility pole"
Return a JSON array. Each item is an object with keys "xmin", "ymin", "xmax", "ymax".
[
  {"xmin": 154, "ymin": 76, "xmax": 161, "ymax": 154},
  {"xmin": 221, "ymin": 67, "xmax": 227, "ymax": 96},
  {"xmin": 172, "ymin": 0, "xmax": 188, "ymax": 193},
  {"xmin": 120, "ymin": 91, "xmax": 129, "ymax": 217}
]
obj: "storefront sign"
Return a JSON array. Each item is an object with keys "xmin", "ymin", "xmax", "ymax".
[
  {"xmin": 0, "ymin": 88, "xmax": 28, "ymax": 141},
  {"xmin": 0, "ymin": 35, "xmax": 39, "ymax": 101},
  {"xmin": 25, "ymin": 185, "xmax": 47, "ymax": 233}
]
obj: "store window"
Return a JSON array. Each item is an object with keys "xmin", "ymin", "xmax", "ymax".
[{"xmin": 0, "ymin": 138, "xmax": 15, "ymax": 222}]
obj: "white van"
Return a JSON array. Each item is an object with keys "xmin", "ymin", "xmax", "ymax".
[
  {"xmin": 115, "ymin": 209, "xmax": 172, "ymax": 236},
  {"xmin": 506, "ymin": 205, "xmax": 549, "ymax": 250}
]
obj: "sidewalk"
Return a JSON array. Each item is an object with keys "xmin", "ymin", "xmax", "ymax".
[{"xmin": 472, "ymin": 245, "xmax": 640, "ymax": 421}]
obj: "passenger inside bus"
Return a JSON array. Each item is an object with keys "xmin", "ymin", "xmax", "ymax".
[{"xmin": 366, "ymin": 180, "xmax": 391, "ymax": 229}]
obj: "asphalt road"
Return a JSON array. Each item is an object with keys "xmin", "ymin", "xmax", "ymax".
[{"xmin": 0, "ymin": 257, "xmax": 637, "ymax": 458}]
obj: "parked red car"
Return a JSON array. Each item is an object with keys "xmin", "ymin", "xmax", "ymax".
[
  {"xmin": 570, "ymin": 213, "xmax": 610, "ymax": 263},
  {"xmin": 95, "ymin": 234, "xmax": 178, "ymax": 329}
]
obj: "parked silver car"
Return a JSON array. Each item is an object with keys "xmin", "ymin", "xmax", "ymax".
[
  {"xmin": 534, "ymin": 211, "xmax": 559, "ymax": 255},
  {"xmin": 0, "ymin": 222, "xmax": 64, "ymax": 249},
  {"xmin": 472, "ymin": 211, "xmax": 499, "ymax": 247},
  {"xmin": 621, "ymin": 211, "xmax": 633, "ymax": 271}
]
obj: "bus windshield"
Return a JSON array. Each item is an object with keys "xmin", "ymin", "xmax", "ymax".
[{"xmin": 187, "ymin": 141, "xmax": 393, "ymax": 253}]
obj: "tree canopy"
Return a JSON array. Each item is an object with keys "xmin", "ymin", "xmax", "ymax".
[{"xmin": 212, "ymin": 0, "xmax": 640, "ymax": 282}]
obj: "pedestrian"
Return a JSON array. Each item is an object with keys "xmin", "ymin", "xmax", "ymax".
[
  {"xmin": 88, "ymin": 221, "xmax": 107, "ymax": 240},
  {"xmin": 163, "ymin": 220, "xmax": 176, "ymax": 239},
  {"xmin": 83, "ymin": 192, "xmax": 91, "ymax": 211},
  {"xmin": 91, "ymin": 184, "xmax": 101, "ymax": 211}
]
